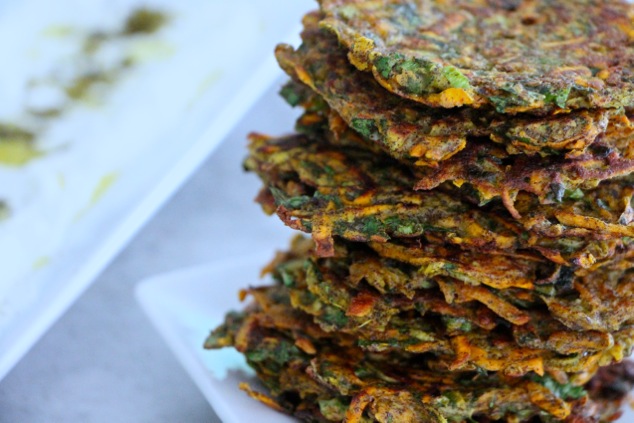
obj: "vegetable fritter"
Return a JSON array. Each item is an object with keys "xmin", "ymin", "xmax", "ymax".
[
  {"xmin": 205, "ymin": 2, "xmax": 634, "ymax": 421},
  {"xmin": 246, "ymin": 132, "xmax": 634, "ymax": 267},
  {"xmin": 206, "ymin": 275, "xmax": 634, "ymax": 422},
  {"xmin": 319, "ymin": 0, "xmax": 634, "ymax": 113},
  {"xmin": 254, "ymin": 238, "xmax": 634, "ymax": 374},
  {"xmin": 276, "ymin": 14, "xmax": 624, "ymax": 167}
]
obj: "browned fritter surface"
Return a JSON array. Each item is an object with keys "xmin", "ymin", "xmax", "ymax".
[
  {"xmin": 205, "ymin": 248, "xmax": 634, "ymax": 422},
  {"xmin": 245, "ymin": 131, "xmax": 634, "ymax": 267},
  {"xmin": 319, "ymin": 0, "xmax": 634, "ymax": 113},
  {"xmin": 206, "ymin": 2, "xmax": 634, "ymax": 421},
  {"xmin": 276, "ymin": 14, "xmax": 628, "ymax": 167}
]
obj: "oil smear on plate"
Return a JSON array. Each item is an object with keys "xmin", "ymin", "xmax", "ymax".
[{"xmin": 1, "ymin": 7, "xmax": 170, "ymax": 168}]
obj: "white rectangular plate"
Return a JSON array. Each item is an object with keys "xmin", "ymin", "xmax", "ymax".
[
  {"xmin": 136, "ymin": 256, "xmax": 634, "ymax": 423},
  {"xmin": 136, "ymin": 254, "xmax": 296, "ymax": 423},
  {"xmin": 0, "ymin": 0, "xmax": 312, "ymax": 381}
]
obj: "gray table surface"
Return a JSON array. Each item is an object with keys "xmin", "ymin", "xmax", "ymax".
[{"xmin": 0, "ymin": 82, "xmax": 298, "ymax": 422}]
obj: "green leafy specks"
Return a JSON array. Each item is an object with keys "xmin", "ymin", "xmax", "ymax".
[
  {"xmin": 443, "ymin": 263, "xmax": 457, "ymax": 271},
  {"xmin": 443, "ymin": 316, "xmax": 472, "ymax": 333},
  {"xmin": 375, "ymin": 54, "xmax": 434, "ymax": 94},
  {"xmin": 375, "ymin": 53, "xmax": 404, "ymax": 78},
  {"xmin": 322, "ymin": 307, "xmax": 349, "ymax": 328},
  {"xmin": 319, "ymin": 398, "xmax": 350, "ymax": 420},
  {"xmin": 565, "ymin": 188, "xmax": 584, "ymax": 200},
  {"xmin": 543, "ymin": 86, "xmax": 571, "ymax": 109},
  {"xmin": 385, "ymin": 216, "xmax": 418, "ymax": 236},
  {"xmin": 276, "ymin": 261, "xmax": 304, "ymax": 288},
  {"xmin": 397, "ymin": 58, "xmax": 435, "ymax": 95},
  {"xmin": 488, "ymin": 96, "xmax": 514, "ymax": 113},
  {"xmin": 279, "ymin": 84, "xmax": 302, "ymax": 107},
  {"xmin": 535, "ymin": 284, "xmax": 556, "ymax": 296},
  {"xmin": 375, "ymin": 54, "xmax": 471, "ymax": 95},
  {"xmin": 351, "ymin": 117, "xmax": 378, "ymax": 140},
  {"xmin": 438, "ymin": 391, "xmax": 466, "ymax": 408},
  {"xmin": 397, "ymin": 224, "xmax": 414, "ymax": 235},
  {"xmin": 442, "ymin": 66, "xmax": 471, "ymax": 89},
  {"xmin": 362, "ymin": 217, "xmax": 382, "ymax": 236},
  {"xmin": 285, "ymin": 196, "xmax": 312, "ymax": 209},
  {"xmin": 399, "ymin": 58, "xmax": 423, "ymax": 73},
  {"xmin": 531, "ymin": 374, "xmax": 587, "ymax": 400},
  {"xmin": 269, "ymin": 187, "xmax": 311, "ymax": 209},
  {"xmin": 489, "ymin": 84, "xmax": 547, "ymax": 112},
  {"xmin": 246, "ymin": 339, "xmax": 301, "ymax": 366}
]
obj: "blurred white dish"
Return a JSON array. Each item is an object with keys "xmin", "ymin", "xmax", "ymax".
[
  {"xmin": 136, "ymin": 253, "xmax": 296, "ymax": 423},
  {"xmin": 0, "ymin": 0, "xmax": 312, "ymax": 381}
]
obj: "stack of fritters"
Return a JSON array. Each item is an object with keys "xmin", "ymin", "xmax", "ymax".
[{"xmin": 206, "ymin": 1, "xmax": 634, "ymax": 421}]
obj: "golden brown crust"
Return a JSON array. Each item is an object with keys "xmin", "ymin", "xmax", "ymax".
[{"xmin": 319, "ymin": 0, "xmax": 634, "ymax": 113}]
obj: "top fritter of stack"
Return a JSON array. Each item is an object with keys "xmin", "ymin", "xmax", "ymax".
[
  {"xmin": 277, "ymin": 0, "xmax": 634, "ymax": 166},
  {"xmin": 318, "ymin": 0, "xmax": 634, "ymax": 113}
]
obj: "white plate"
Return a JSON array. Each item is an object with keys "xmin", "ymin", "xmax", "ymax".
[
  {"xmin": 136, "ymin": 256, "xmax": 634, "ymax": 423},
  {"xmin": 0, "ymin": 0, "xmax": 313, "ymax": 381},
  {"xmin": 136, "ymin": 253, "xmax": 295, "ymax": 422}
]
